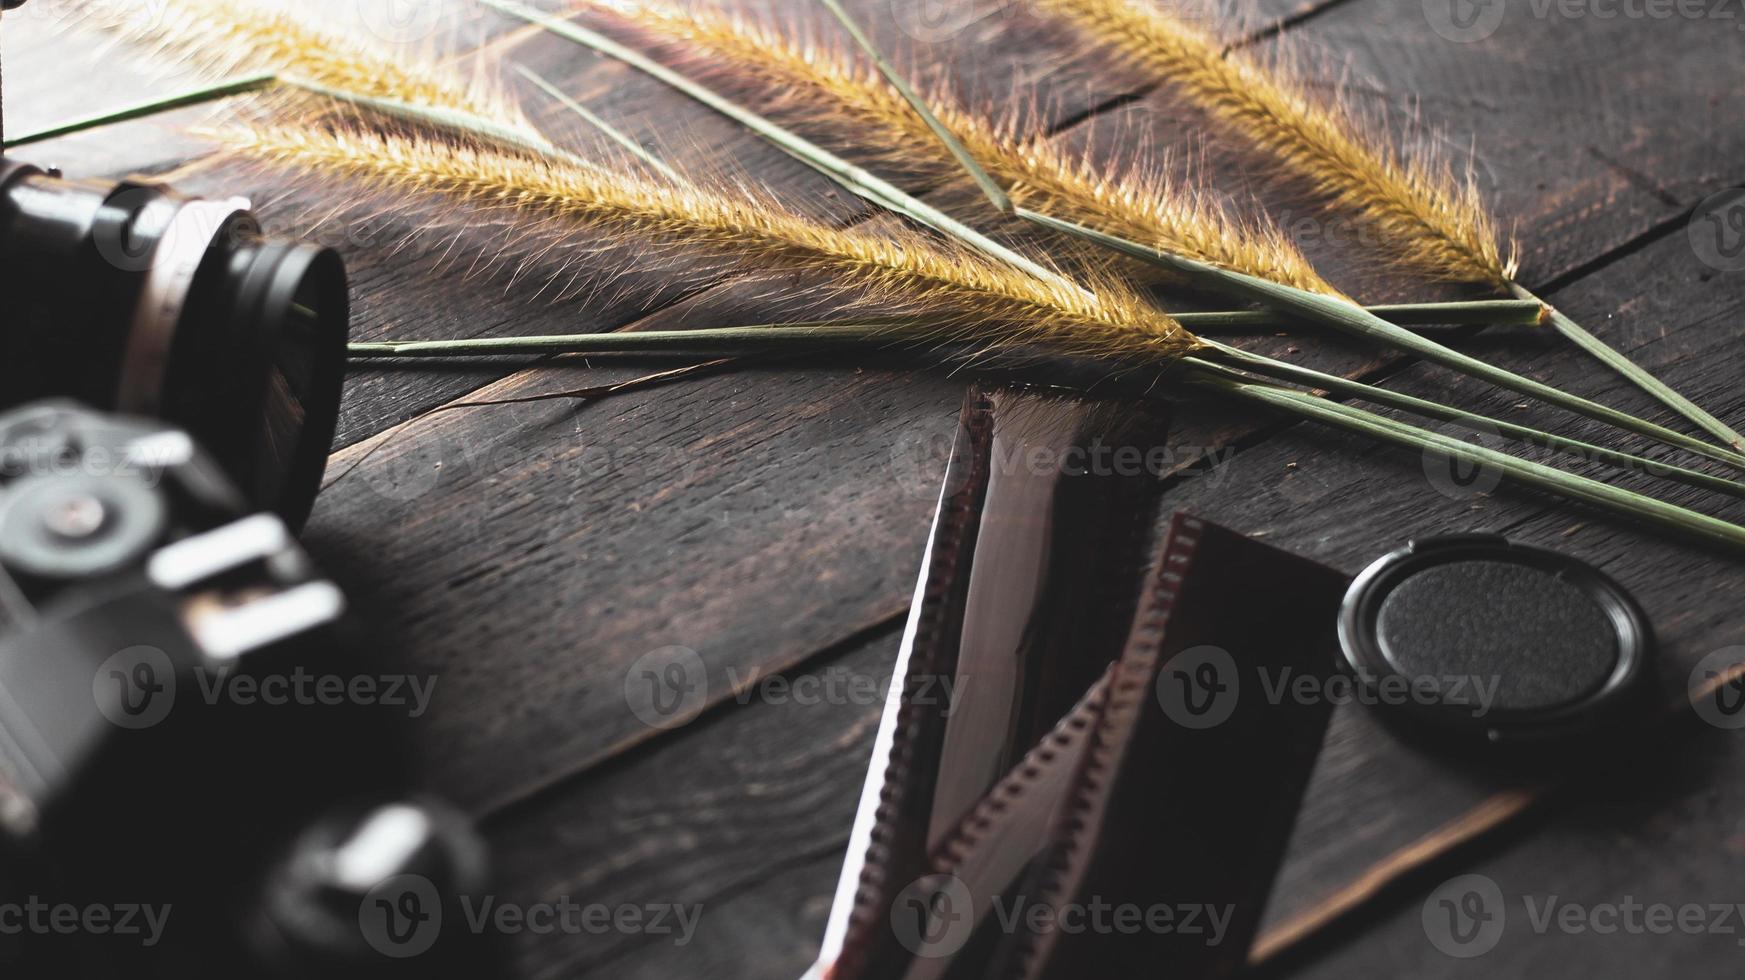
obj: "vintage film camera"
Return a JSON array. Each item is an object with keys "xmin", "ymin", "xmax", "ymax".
[
  {"xmin": 1, "ymin": 0, "xmax": 349, "ymax": 528},
  {"xmin": 0, "ymin": 401, "xmax": 491, "ymax": 977},
  {"xmin": 1, "ymin": 7, "xmax": 492, "ymax": 975}
]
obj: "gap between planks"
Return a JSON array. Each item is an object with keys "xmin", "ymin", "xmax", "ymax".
[{"xmin": 319, "ymin": 0, "xmax": 1745, "ymax": 812}]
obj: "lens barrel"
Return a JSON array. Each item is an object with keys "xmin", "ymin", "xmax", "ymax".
[{"xmin": 0, "ymin": 162, "xmax": 348, "ymax": 527}]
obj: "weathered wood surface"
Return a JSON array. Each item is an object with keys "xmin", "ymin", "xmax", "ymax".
[{"xmin": 6, "ymin": 0, "xmax": 1745, "ymax": 977}]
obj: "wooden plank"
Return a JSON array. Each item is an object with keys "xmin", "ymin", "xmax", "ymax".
[
  {"xmin": 0, "ymin": 0, "xmax": 512, "ymax": 175},
  {"xmin": 1283, "ymin": 0, "xmax": 1745, "ymax": 277},
  {"xmin": 8, "ymin": 2, "xmax": 1745, "ymax": 977},
  {"xmin": 484, "ymin": 89, "xmax": 1745, "ymax": 980},
  {"xmin": 304, "ymin": 350, "xmax": 962, "ymax": 810},
  {"xmin": 479, "ymin": 217, "xmax": 1745, "ymax": 977},
  {"xmin": 475, "ymin": 223, "xmax": 1745, "ymax": 979},
  {"xmin": 1273, "ymin": 722, "xmax": 1745, "ymax": 977},
  {"xmin": 1, "ymin": 11, "xmax": 210, "ymax": 175},
  {"xmin": 560, "ymin": 853, "xmax": 845, "ymax": 980},
  {"xmin": 1151, "ymin": 224, "xmax": 1745, "ymax": 967},
  {"xmin": 480, "ymin": 627, "xmax": 898, "ymax": 978},
  {"xmin": 302, "ymin": 0, "xmax": 1744, "ymax": 823},
  {"xmin": 1063, "ymin": 0, "xmax": 1745, "ymax": 295}
]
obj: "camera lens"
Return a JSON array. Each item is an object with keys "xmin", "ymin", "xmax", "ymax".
[{"xmin": 0, "ymin": 161, "xmax": 348, "ymax": 527}]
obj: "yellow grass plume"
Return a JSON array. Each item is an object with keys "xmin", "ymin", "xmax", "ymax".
[
  {"xmin": 1034, "ymin": 0, "xmax": 1517, "ymax": 286},
  {"xmin": 219, "ymin": 123, "xmax": 1198, "ymax": 363},
  {"xmin": 579, "ymin": 0, "xmax": 1339, "ymax": 296}
]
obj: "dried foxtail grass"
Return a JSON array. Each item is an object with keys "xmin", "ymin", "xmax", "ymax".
[
  {"xmin": 74, "ymin": 0, "xmax": 533, "ymax": 132},
  {"xmin": 220, "ymin": 124, "xmax": 1198, "ymax": 362},
  {"xmin": 1036, "ymin": 0, "xmax": 1745, "ymax": 451},
  {"xmin": 578, "ymin": 0, "xmax": 1338, "ymax": 296},
  {"xmin": 1036, "ymin": 0, "xmax": 1517, "ymax": 286},
  {"xmin": 210, "ymin": 115, "xmax": 1745, "ymax": 548}
]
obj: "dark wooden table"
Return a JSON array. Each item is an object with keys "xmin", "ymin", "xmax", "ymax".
[{"xmin": 6, "ymin": 0, "xmax": 1745, "ymax": 976}]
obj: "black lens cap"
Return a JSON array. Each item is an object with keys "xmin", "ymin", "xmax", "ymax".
[{"xmin": 1338, "ymin": 534, "xmax": 1654, "ymax": 752}]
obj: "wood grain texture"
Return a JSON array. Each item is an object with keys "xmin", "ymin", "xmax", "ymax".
[
  {"xmin": 1279, "ymin": 723, "xmax": 1745, "ymax": 978},
  {"xmin": 276, "ymin": 0, "xmax": 1408, "ymax": 816},
  {"xmin": 1159, "ymin": 224, "xmax": 1745, "ymax": 961},
  {"xmin": 482, "ymin": 626, "xmax": 897, "ymax": 979},
  {"xmin": 5, "ymin": 0, "xmax": 1744, "ymax": 977}
]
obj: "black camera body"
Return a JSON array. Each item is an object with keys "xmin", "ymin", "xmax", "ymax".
[
  {"xmin": 0, "ymin": 11, "xmax": 489, "ymax": 975},
  {"xmin": 0, "ymin": 401, "xmax": 491, "ymax": 979},
  {"xmin": 0, "ymin": 0, "xmax": 350, "ymax": 528}
]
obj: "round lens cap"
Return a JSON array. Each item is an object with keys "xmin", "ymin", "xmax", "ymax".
[{"xmin": 1338, "ymin": 534, "xmax": 1653, "ymax": 751}]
